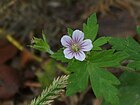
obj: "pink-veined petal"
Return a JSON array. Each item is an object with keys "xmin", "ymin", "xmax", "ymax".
[
  {"xmin": 72, "ymin": 30, "xmax": 84, "ymax": 43},
  {"xmin": 61, "ymin": 35, "xmax": 72, "ymax": 47},
  {"xmin": 74, "ymin": 51, "xmax": 85, "ymax": 61},
  {"xmin": 80, "ymin": 39, "xmax": 93, "ymax": 51},
  {"xmin": 63, "ymin": 48, "xmax": 74, "ymax": 59}
]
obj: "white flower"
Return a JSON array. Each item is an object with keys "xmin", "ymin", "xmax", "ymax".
[{"xmin": 61, "ymin": 30, "xmax": 93, "ymax": 61}]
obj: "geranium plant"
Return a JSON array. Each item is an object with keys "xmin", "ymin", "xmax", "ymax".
[{"xmin": 30, "ymin": 13, "xmax": 140, "ymax": 105}]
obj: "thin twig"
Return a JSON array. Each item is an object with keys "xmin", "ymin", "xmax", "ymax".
[{"xmin": 6, "ymin": 35, "xmax": 42, "ymax": 63}]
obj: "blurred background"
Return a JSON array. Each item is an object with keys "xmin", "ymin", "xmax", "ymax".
[{"xmin": 0, "ymin": 0, "xmax": 140, "ymax": 105}]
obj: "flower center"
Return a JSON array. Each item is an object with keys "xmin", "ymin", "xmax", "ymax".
[{"xmin": 71, "ymin": 44, "xmax": 80, "ymax": 52}]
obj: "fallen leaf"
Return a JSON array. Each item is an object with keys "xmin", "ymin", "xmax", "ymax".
[
  {"xmin": 0, "ymin": 65, "xmax": 20, "ymax": 99},
  {"xmin": 0, "ymin": 39, "xmax": 17, "ymax": 64}
]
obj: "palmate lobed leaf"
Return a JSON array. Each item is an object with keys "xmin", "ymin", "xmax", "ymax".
[
  {"xmin": 66, "ymin": 49, "xmax": 127, "ymax": 105},
  {"xmin": 87, "ymin": 50, "xmax": 127, "ymax": 105},
  {"xmin": 110, "ymin": 37, "xmax": 140, "ymax": 70}
]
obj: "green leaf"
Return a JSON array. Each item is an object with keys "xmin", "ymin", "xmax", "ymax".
[
  {"xmin": 31, "ymin": 33, "xmax": 53, "ymax": 54},
  {"xmin": 110, "ymin": 37, "xmax": 140, "ymax": 61},
  {"xmin": 92, "ymin": 37, "xmax": 111, "ymax": 51},
  {"xmin": 87, "ymin": 64, "xmax": 120, "ymax": 105},
  {"xmin": 93, "ymin": 37, "xmax": 111, "ymax": 47},
  {"xmin": 66, "ymin": 51, "xmax": 124, "ymax": 104},
  {"xmin": 127, "ymin": 61, "xmax": 140, "ymax": 71},
  {"xmin": 137, "ymin": 26, "xmax": 140, "ymax": 36},
  {"xmin": 102, "ymin": 71, "xmax": 140, "ymax": 105},
  {"xmin": 83, "ymin": 13, "xmax": 99, "ymax": 41},
  {"xmin": 109, "ymin": 38, "xmax": 126, "ymax": 50},
  {"xmin": 51, "ymin": 49, "xmax": 69, "ymax": 62},
  {"xmin": 67, "ymin": 28, "xmax": 73, "ymax": 36},
  {"xmin": 110, "ymin": 36, "xmax": 140, "ymax": 72},
  {"xmin": 119, "ymin": 86, "xmax": 140, "ymax": 105},
  {"xmin": 66, "ymin": 50, "xmax": 127, "ymax": 104},
  {"xmin": 92, "ymin": 46, "xmax": 102, "ymax": 51},
  {"xmin": 88, "ymin": 50, "xmax": 128, "ymax": 67},
  {"xmin": 119, "ymin": 71, "xmax": 140, "ymax": 87},
  {"xmin": 119, "ymin": 72, "xmax": 140, "ymax": 105},
  {"xmin": 66, "ymin": 61, "xmax": 89, "ymax": 96}
]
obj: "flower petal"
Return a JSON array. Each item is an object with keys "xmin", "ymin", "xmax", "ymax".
[
  {"xmin": 63, "ymin": 48, "xmax": 74, "ymax": 59},
  {"xmin": 80, "ymin": 39, "xmax": 93, "ymax": 51},
  {"xmin": 74, "ymin": 51, "xmax": 85, "ymax": 61},
  {"xmin": 61, "ymin": 35, "xmax": 72, "ymax": 47},
  {"xmin": 72, "ymin": 30, "xmax": 84, "ymax": 43}
]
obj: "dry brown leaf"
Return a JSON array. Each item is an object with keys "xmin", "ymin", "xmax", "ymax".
[
  {"xmin": 0, "ymin": 39, "xmax": 17, "ymax": 64},
  {"xmin": 0, "ymin": 65, "xmax": 20, "ymax": 99}
]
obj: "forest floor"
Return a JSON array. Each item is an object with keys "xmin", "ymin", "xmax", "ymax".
[{"xmin": 0, "ymin": 0, "xmax": 140, "ymax": 105}]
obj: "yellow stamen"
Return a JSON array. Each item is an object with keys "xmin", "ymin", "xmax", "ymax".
[{"xmin": 71, "ymin": 44, "xmax": 80, "ymax": 52}]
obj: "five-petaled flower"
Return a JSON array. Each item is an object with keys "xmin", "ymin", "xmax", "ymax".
[{"xmin": 61, "ymin": 30, "xmax": 93, "ymax": 61}]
